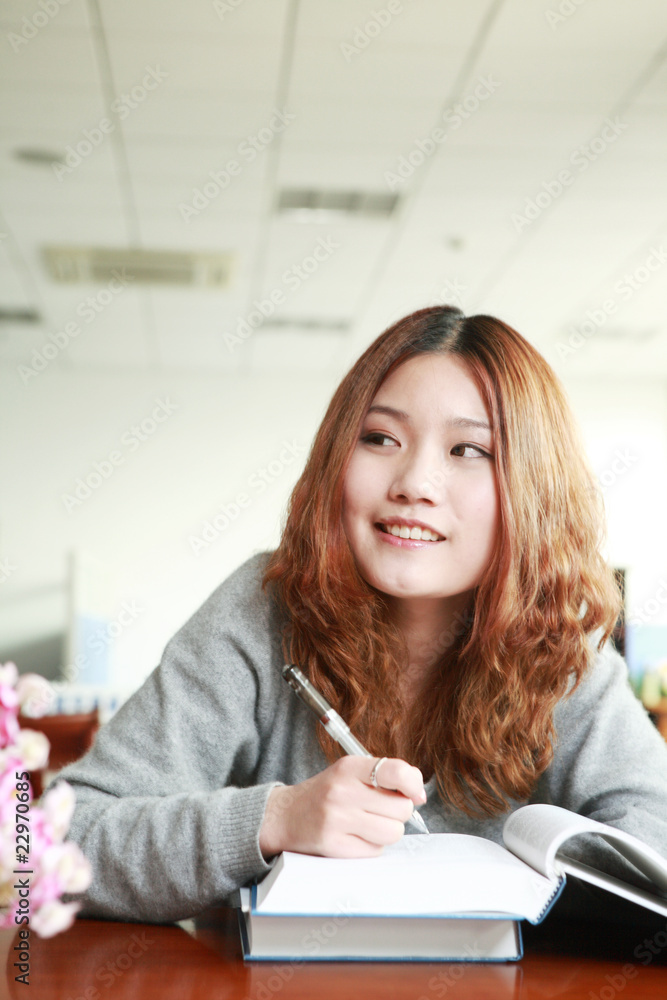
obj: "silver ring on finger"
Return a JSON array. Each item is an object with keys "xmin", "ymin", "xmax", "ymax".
[{"xmin": 369, "ymin": 756, "xmax": 387, "ymax": 789}]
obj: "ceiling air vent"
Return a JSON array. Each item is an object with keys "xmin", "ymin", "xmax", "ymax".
[
  {"xmin": 0, "ymin": 307, "xmax": 41, "ymax": 324},
  {"xmin": 560, "ymin": 323, "xmax": 658, "ymax": 345},
  {"xmin": 42, "ymin": 246, "xmax": 234, "ymax": 288},
  {"xmin": 260, "ymin": 317, "xmax": 350, "ymax": 333},
  {"xmin": 277, "ymin": 188, "xmax": 398, "ymax": 220},
  {"xmin": 594, "ymin": 326, "xmax": 658, "ymax": 343}
]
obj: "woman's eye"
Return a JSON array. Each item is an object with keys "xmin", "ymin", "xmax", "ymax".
[
  {"xmin": 362, "ymin": 432, "xmax": 395, "ymax": 447},
  {"xmin": 451, "ymin": 443, "xmax": 490, "ymax": 459}
]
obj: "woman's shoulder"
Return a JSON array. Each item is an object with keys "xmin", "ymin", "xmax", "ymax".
[
  {"xmin": 555, "ymin": 635, "xmax": 648, "ymax": 733},
  {"xmin": 581, "ymin": 633, "xmax": 627, "ymax": 685},
  {"xmin": 163, "ymin": 549, "xmax": 282, "ymax": 671},
  {"xmin": 198, "ymin": 549, "xmax": 276, "ymax": 619}
]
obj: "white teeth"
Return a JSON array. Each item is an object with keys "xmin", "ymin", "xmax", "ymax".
[{"xmin": 384, "ymin": 524, "xmax": 442, "ymax": 541}]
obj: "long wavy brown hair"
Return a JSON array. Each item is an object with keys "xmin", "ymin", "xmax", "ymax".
[{"xmin": 262, "ymin": 306, "xmax": 621, "ymax": 816}]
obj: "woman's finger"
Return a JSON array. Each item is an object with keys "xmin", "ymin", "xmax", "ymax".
[{"xmin": 359, "ymin": 756, "xmax": 426, "ymax": 804}]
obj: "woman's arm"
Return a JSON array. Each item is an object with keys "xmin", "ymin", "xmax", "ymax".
[
  {"xmin": 59, "ymin": 553, "xmax": 426, "ymax": 923},
  {"xmin": 56, "ymin": 554, "xmax": 293, "ymax": 922},
  {"xmin": 60, "ymin": 627, "xmax": 284, "ymax": 923}
]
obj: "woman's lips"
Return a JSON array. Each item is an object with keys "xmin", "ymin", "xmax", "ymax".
[{"xmin": 374, "ymin": 524, "xmax": 444, "ymax": 549}]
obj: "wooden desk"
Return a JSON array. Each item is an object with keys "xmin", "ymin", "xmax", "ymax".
[{"xmin": 3, "ymin": 907, "xmax": 667, "ymax": 999}]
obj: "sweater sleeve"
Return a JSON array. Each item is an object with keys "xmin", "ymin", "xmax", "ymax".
[
  {"xmin": 56, "ymin": 552, "xmax": 289, "ymax": 923},
  {"xmin": 540, "ymin": 640, "xmax": 667, "ymax": 903}
]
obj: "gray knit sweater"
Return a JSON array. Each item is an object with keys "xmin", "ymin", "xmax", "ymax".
[{"xmin": 59, "ymin": 551, "xmax": 667, "ymax": 923}]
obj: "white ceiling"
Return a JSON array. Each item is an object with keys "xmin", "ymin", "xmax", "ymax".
[{"xmin": 1, "ymin": 0, "xmax": 667, "ymax": 381}]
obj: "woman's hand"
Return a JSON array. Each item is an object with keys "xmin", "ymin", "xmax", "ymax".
[{"xmin": 258, "ymin": 756, "xmax": 427, "ymax": 860}]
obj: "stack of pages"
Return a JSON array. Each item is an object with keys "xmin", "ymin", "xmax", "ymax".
[{"xmin": 238, "ymin": 804, "xmax": 667, "ymax": 962}]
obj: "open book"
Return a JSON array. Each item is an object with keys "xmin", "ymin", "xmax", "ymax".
[{"xmin": 238, "ymin": 804, "xmax": 667, "ymax": 962}]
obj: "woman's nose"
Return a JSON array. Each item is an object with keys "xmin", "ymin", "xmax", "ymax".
[{"xmin": 389, "ymin": 447, "xmax": 445, "ymax": 504}]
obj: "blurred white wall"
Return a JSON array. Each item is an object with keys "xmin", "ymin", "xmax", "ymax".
[
  {"xmin": 0, "ymin": 363, "xmax": 338, "ymax": 689},
  {"xmin": 567, "ymin": 378, "xmax": 667, "ymax": 622}
]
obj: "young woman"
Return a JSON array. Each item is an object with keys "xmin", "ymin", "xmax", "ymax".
[{"xmin": 61, "ymin": 306, "xmax": 667, "ymax": 922}]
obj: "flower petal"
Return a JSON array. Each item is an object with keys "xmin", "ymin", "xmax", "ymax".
[
  {"xmin": 16, "ymin": 674, "xmax": 55, "ymax": 718},
  {"xmin": 30, "ymin": 900, "xmax": 80, "ymax": 938},
  {"xmin": 15, "ymin": 728, "xmax": 50, "ymax": 771},
  {"xmin": 41, "ymin": 782, "xmax": 75, "ymax": 839}
]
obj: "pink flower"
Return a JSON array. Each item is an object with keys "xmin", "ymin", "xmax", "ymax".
[
  {"xmin": 0, "ymin": 822, "xmax": 16, "ymax": 872},
  {"xmin": 0, "ymin": 683, "xmax": 19, "ymax": 712},
  {"xmin": 24, "ymin": 809, "xmax": 51, "ymax": 866},
  {"xmin": 36, "ymin": 842, "xmax": 92, "ymax": 898},
  {"xmin": 30, "ymin": 872, "xmax": 63, "ymax": 910},
  {"xmin": 0, "ymin": 662, "xmax": 91, "ymax": 939},
  {"xmin": 0, "ymin": 715, "xmax": 19, "ymax": 751},
  {"xmin": 42, "ymin": 782, "xmax": 76, "ymax": 840},
  {"xmin": 30, "ymin": 900, "xmax": 81, "ymax": 938},
  {"xmin": 16, "ymin": 673, "xmax": 55, "ymax": 718},
  {"xmin": 0, "ymin": 689, "xmax": 19, "ymax": 750},
  {"xmin": 0, "ymin": 889, "xmax": 18, "ymax": 927},
  {"xmin": 0, "ymin": 663, "xmax": 18, "ymax": 687},
  {"xmin": 0, "ymin": 758, "xmax": 30, "ymax": 803},
  {"xmin": 15, "ymin": 727, "xmax": 49, "ymax": 771}
]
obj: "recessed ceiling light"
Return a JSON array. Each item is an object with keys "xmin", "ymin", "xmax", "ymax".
[
  {"xmin": 13, "ymin": 148, "xmax": 63, "ymax": 167},
  {"xmin": 0, "ymin": 307, "xmax": 41, "ymax": 324},
  {"xmin": 595, "ymin": 326, "xmax": 658, "ymax": 343},
  {"xmin": 260, "ymin": 317, "xmax": 349, "ymax": 332},
  {"xmin": 277, "ymin": 189, "xmax": 399, "ymax": 220}
]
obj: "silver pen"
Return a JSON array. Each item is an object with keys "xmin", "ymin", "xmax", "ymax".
[{"xmin": 282, "ymin": 663, "xmax": 429, "ymax": 835}]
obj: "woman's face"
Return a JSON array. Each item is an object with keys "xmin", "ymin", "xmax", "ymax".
[{"xmin": 341, "ymin": 353, "xmax": 499, "ymax": 607}]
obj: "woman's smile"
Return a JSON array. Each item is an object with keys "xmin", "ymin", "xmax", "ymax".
[{"xmin": 376, "ymin": 518, "xmax": 445, "ymax": 543}]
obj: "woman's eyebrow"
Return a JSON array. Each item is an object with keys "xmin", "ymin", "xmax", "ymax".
[{"xmin": 367, "ymin": 404, "xmax": 491, "ymax": 432}]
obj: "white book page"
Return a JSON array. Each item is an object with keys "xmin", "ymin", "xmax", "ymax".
[
  {"xmin": 503, "ymin": 804, "xmax": 667, "ymax": 892},
  {"xmin": 255, "ymin": 833, "xmax": 556, "ymax": 921},
  {"xmin": 559, "ymin": 859, "xmax": 667, "ymax": 918}
]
